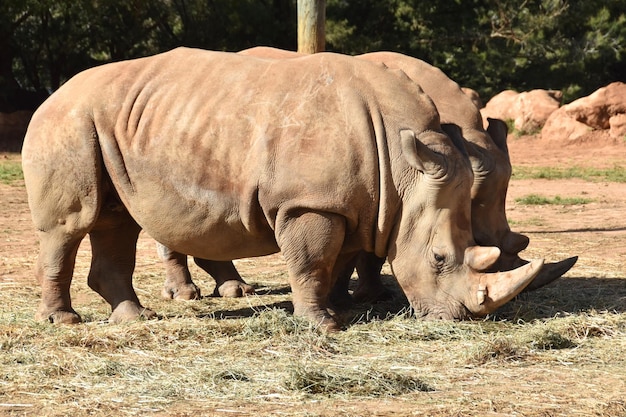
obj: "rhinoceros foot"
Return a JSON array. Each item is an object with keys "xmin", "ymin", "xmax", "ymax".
[
  {"xmin": 523, "ymin": 256, "xmax": 578, "ymax": 292},
  {"xmin": 109, "ymin": 301, "xmax": 157, "ymax": 323},
  {"xmin": 214, "ymin": 280, "xmax": 255, "ymax": 298},
  {"xmin": 352, "ymin": 281, "xmax": 394, "ymax": 304},
  {"xmin": 293, "ymin": 304, "xmax": 341, "ymax": 332},
  {"xmin": 36, "ymin": 307, "xmax": 82, "ymax": 324},
  {"xmin": 328, "ymin": 287, "xmax": 354, "ymax": 308},
  {"xmin": 161, "ymin": 282, "xmax": 201, "ymax": 300}
]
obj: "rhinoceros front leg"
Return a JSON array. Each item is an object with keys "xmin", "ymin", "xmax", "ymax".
[
  {"xmin": 330, "ymin": 251, "xmax": 391, "ymax": 307},
  {"xmin": 329, "ymin": 255, "xmax": 358, "ymax": 307},
  {"xmin": 276, "ymin": 210, "xmax": 346, "ymax": 332},
  {"xmin": 352, "ymin": 252, "xmax": 391, "ymax": 302},
  {"xmin": 88, "ymin": 209, "xmax": 156, "ymax": 323}
]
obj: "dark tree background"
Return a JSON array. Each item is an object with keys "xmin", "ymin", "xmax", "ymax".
[{"xmin": 1, "ymin": 0, "xmax": 625, "ymax": 113}]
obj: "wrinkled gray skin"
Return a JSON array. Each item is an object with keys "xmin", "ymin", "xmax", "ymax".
[
  {"xmin": 158, "ymin": 48, "xmax": 575, "ymax": 305},
  {"xmin": 23, "ymin": 48, "xmax": 543, "ymax": 330}
]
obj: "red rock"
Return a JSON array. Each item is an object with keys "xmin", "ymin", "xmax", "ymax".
[
  {"xmin": 542, "ymin": 82, "xmax": 626, "ymax": 142},
  {"xmin": 481, "ymin": 89, "xmax": 561, "ymax": 132}
]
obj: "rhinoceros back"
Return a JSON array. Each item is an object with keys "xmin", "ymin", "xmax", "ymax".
[{"xmin": 25, "ymin": 48, "xmax": 440, "ymax": 261}]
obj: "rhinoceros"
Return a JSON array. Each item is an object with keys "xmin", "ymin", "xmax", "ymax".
[
  {"xmin": 355, "ymin": 51, "xmax": 577, "ymax": 297},
  {"xmin": 22, "ymin": 48, "xmax": 543, "ymax": 330},
  {"xmin": 157, "ymin": 47, "xmax": 575, "ymax": 303}
]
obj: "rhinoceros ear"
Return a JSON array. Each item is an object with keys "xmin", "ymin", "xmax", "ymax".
[
  {"xmin": 441, "ymin": 123, "xmax": 468, "ymax": 158},
  {"xmin": 486, "ymin": 117, "xmax": 509, "ymax": 153},
  {"xmin": 400, "ymin": 129, "xmax": 446, "ymax": 176},
  {"xmin": 465, "ymin": 141, "xmax": 495, "ymax": 174}
]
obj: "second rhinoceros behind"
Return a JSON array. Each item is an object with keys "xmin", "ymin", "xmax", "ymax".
[{"xmin": 22, "ymin": 48, "xmax": 542, "ymax": 330}]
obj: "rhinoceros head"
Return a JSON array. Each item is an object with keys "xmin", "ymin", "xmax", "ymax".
[
  {"xmin": 387, "ymin": 124, "xmax": 543, "ymax": 320},
  {"xmin": 465, "ymin": 118, "xmax": 577, "ymax": 290},
  {"xmin": 465, "ymin": 118, "xmax": 528, "ymax": 262}
]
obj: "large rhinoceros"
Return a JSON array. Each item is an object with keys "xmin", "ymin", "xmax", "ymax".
[
  {"xmin": 22, "ymin": 48, "xmax": 542, "ymax": 330},
  {"xmin": 157, "ymin": 47, "xmax": 575, "ymax": 303},
  {"xmin": 353, "ymin": 51, "xmax": 577, "ymax": 298}
]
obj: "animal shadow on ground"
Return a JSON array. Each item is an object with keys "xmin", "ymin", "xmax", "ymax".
[
  {"xmin": 207, "ymin": 275, "xmax": 412, "ymax": 326},
  {"xmin": 495, "ymin": 276, "xmax": 626, "ymax": 321},
  {"xmin": 203, "ymin": 274, "xmax": 626, "ymax": 326},
  {"xmin": 202, "ymin": 301, "xmax": 294, "ymax": 320},
  {"xmin": 248, "ymin": 285, "xmax": 292, "ymax": 296}
]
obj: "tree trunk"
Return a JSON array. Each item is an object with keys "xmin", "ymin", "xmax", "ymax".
[{"xmin": 297, "ymin": 0, "xmax": 325, "ymax": 54}]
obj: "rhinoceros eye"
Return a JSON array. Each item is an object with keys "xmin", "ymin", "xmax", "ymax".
[{"xmin": 433, "ymin": 252, "xmax": 446, "ymax": 265}]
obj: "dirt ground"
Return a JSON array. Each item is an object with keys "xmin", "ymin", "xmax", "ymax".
[
  {"xmin": 1, "ymin": 132, "xmax": 625, "ymax": 416},
  {"xmin": 505, "ymin": 134, "xmax": 626, "ymax": 275}
]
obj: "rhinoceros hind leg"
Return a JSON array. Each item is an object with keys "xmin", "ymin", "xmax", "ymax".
[
  {"xmin": 88, "ymin": 208, "xmax": 155, "ymax": 323},
  {"xmin": 277, "ymin": 210, "xmax": 347, "ymax": 332},
  {"xmin": 193, "ymin": 258, "xmax": 255, "ymax": 298},
  {"xmin": 33, "ymin": 231, "xmax": 86, "ymax": 324},
  {"xmin": 156, "ymin": 244, "xmax": 202, "ymax": 300}
]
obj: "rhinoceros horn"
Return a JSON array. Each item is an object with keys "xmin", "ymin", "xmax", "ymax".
[
  {"xmin": 501, "ymin": 231, "xmax": 530, "ymax": 254},
  {"xmin": 521, "ymin": 256, "xmax": 578, "ymax": 292},
  {"xmin": 500, "ymin": 231, "xmax": 577, "ymax": 292},
  {"xmin": 464, "ymin": 246, "xmax": 544, "ymax": 315}
]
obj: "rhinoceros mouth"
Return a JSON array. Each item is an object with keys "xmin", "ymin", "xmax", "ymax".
[{"xmin": 409, "ymin": 299, "xmax": 473, "ymax": 321}]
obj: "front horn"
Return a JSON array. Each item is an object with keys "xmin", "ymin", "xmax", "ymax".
[{"xmin": 466, "ymin": 253, "xmax": 544, "ymax": 316}]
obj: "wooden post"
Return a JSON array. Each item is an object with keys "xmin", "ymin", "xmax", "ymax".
[{"xmin": 297, "ymin": 0, "xmax": 325, "ymax": 53}]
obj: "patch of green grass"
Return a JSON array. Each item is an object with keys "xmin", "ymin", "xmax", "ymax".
[
  {"xmin": 515, "ymin": 194, "xmax": 593, "ymax": 205},
  {"xmin": 513, "ymin": 165, "xmax": 626, "ymax": 182},
  {"xmin": 0, "ymin": 159, "xmax": 23, "ymax": 185}
]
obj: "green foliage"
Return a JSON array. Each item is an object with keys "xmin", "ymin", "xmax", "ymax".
[
  {"xmin": 325, "ymin": 0, "xmax": 626, "ymax": 102},
  {"xmin": 515, "ymin": 194, "xmax": 593, "ymax": 205},
  {"xmin": 0, "ymin": 0, "xmax": 624, "ymax": 109},
  {"xmin": 1, "ymin": 0, "xmax": 297, "ymax": 109}
]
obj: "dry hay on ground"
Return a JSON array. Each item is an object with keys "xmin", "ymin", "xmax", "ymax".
[{"xmin": 1, "ymin": 133, "xmax": 625, "ymax": 416}]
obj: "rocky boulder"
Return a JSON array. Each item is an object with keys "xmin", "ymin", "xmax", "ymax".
[
  {"xmin": 481, "ymin": 89, "xmax": 562, "ymax": 133},
  {"xmin": 542, "ymin": 82, "xmax": 626, "ymax": 142}
]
